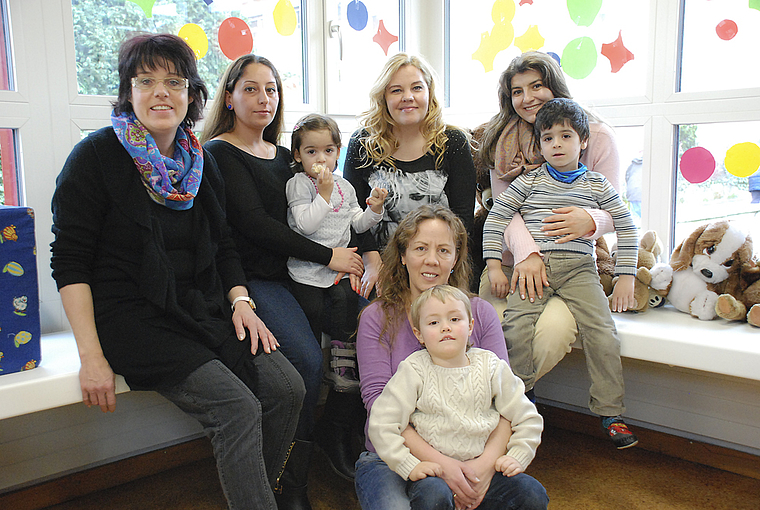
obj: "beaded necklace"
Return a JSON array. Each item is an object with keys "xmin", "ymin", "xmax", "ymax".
[{"xmin": 308, "ymin": 175, "xmax": 344, "ymax": 212}]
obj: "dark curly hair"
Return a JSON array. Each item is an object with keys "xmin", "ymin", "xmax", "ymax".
[{"xmin": 112, "ymin": 33, "xmax": 208, "ymax": 128}]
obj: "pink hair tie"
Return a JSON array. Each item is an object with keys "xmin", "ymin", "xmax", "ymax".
[{"xmin": 293, "ymin": 123, "xmax": 300, "ymax": 131}]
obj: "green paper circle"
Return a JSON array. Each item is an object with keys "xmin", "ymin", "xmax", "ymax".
[
  {"xmin": 567, "ymin": 0, "xmax": 602, "ymax": 27},
  {"xmin": 561, "ymin": 37, "xmax": 597, "ymax": 79}
]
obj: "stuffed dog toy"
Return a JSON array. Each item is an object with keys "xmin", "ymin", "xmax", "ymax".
[{"xmin": 650, "ymin": 221, "xmax": 757, "ymax": 322}]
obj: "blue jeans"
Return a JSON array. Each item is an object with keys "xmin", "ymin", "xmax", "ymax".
[
  {"xmin": 158, "ymin": 354, "xmax": 304, "ymax": 510},
  {"xmin": 355, "ymin": 452, "xmax": 548, "ymax": 510},
  {"xmin": 248, "ymin": 278, "xmax": 323, "ymax": 438}
]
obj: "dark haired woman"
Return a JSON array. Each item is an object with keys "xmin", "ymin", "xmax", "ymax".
[
  {"xmin": 203, "ymin": 54, "xmax": 366, "ymax": 508},
  {"xmin": 51, "ymin": 34, "xmax": 304, "ymax": 510}
]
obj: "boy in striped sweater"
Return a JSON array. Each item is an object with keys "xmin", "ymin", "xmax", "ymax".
[{"xmin": 483, "ymin": 98, "xmax": 639, "ymax": 449}]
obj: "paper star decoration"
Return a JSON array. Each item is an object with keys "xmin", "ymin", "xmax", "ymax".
[
  {"xmin": 472, "ymin": 32, "xmax": 501, "ymax": 72},
  {"xmin": 519, "ymin": 0, "xmax": 533, "ymax": 5},
  {"xmin": 373, "ymin": 20, "xmax": 398, "ymax": 55},
  {"xmin": 601, "ymin": 31, "xmax": 634, "ymax": 73},
  {"xmin": 514, "ymin": 25, "xmax": 545, "ymax": 53}
]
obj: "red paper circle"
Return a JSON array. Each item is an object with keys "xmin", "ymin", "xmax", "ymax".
[
  {"xmin": 716, "ymin": 19, "xmax": 738, "ymax": 41},
  {"xmin": 218, "ymin": 17, "xmax": 253, "ymax": 60},
  {"xmin": 679, "ymin": 147, "xmax": 716, "ymax": 184}
]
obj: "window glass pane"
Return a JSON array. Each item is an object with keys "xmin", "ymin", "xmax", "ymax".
[
  {"xmin": 615, "ymin": 126, "xmax": 645, "ymax": 229},
  {"xmin": 324, "ymin": 0, "xmax": 401, "ymax": 114},
  {"xmin": 449, "ymin": 0, "xmax": 649, "ymax": 113},
  {"xmin": 0, "ymin": 0, "xmax": 13, "ymax": 91},
  {"xmin": 0, "ymin": 128, "xmax": 19, "ymax": 205},
  {"xmin": 676, "ymin": 122, "xmax": 760, "ymax": 246},
  {"xmin": 71, "ymin": 0, "xmax": 305, "ymax": 102},
  {"xmin": 680, "ymin": 0, "xmax": 760, "ymax": 93}
]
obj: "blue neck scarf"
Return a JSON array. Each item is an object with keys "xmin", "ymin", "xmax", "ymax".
[
  {"xmin": 111, "ymin": 111, "xmax": 203, "ymax": 210},
  {"xmin": 546, "ymin": 162, "xmax": 587, "ymax": 184}
]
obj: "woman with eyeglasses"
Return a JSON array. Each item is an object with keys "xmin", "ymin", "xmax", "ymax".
[{"xmin": 51, "ymin": 34, "xmax": 304, "ymax": 510}]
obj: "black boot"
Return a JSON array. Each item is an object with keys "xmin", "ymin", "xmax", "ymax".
[
  {"xmin": 315, "ymin": 390, "xmax": 365, "ymax": 481},
  {"xmin": 274, "ymin": 439, "xmax": 313, "ymax": 510}
]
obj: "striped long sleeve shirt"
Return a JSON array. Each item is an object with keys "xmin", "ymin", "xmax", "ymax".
[{"xmin": 482, "ymin": 163, "xmax": 638, "ymax": 277}]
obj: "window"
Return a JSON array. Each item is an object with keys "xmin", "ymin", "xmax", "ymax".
[
  {"xmin": 0, "ymin": 128, "xmax": 18, "ymax": 205},
  {"xmin": 71, "ymin": 0, "xmax": 306, "ymax": 102},
  {"xmin": 0, "ymin": 0, "xmax": 12, "ymax": 91},
  {"xmin": 676, "ymin": 122, "xmax": 760, "ymax": 244},
  {"xmin": 680, "ymin": 0, "xmax": 760, "ymax": 93},
  {"xmin": 447, "ymin": 0, "xmax": 650, "ymax": 114},
  {"xmin": 324, "ymin": 0, "xmax": 402, "ymax": 114}
]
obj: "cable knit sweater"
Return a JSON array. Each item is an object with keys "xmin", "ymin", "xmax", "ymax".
[{"xmin": 368, "ymin": 348, "xmax": 543, "ymax": 481}]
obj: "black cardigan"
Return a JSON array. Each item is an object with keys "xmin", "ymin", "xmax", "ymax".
[
  {"xmin": 204, "ymin": 140, "xmax": 333, "ymax": 281},
  {"xmin": 51, "ymin": 127, "xmax": 249, "ymax": 389}
]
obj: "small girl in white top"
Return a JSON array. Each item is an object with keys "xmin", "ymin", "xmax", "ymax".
[
  {"xmin": 368, "ymin": 285, "xmax": 543, "ymax": 484},
  {"xmin": 286, "ymin": 113, "xmax": 387, "ymax": 391}
]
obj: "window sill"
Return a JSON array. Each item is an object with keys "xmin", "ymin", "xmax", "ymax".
[
  {"xmin": 0, "ymin": 332, "xmax": 130, "ymax": 420},
  {"xmin": 1, "ymin": 305, "xmax": 757, "ymax": 421}
]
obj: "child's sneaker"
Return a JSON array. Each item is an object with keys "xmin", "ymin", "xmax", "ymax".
[
  {"xmin": 325, "ymin": 340, "xmax": 360, "ymax": 393},
  {"xmin": 601, "ymin": 416, "xmax": 639, "ymax": 449}
]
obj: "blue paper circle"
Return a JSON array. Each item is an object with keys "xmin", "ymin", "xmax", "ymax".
[
  {"xmin": 347, "ymin": 0, "xmax": 368, "ymax": 31},
  {"xmin": 547, "ymin": 51, "xmax": 561, "ymax": 67}
]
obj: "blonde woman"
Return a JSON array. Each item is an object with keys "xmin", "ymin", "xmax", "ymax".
[{"xmin": 343, "ymin": 53, "xmax": 476, "ymax": 296}]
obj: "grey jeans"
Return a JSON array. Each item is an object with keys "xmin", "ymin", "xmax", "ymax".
[
  {"xmin": 159, "ymin": 353, "xmax": 305, "ymax": 510},
  {"xmin": 503, "ymin": 251, "xmax": 625, "ymax": 416}
]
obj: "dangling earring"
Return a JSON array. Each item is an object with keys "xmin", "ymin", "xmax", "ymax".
[{"xmin": 227, "ymin": 104, "xmax": 233, "ymax": 110}]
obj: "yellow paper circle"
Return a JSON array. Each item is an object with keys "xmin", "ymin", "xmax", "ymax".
[
  {"xmin": 724, "ymin": 142, "xmax": 760, "ymax": 178},
  {"xmin": 178, "ymin": 24, "xmax": 208, "ymax": 59},
  {"xmin": 274, "ymin": 0, "xmax": 298, "ymax": 36},
  {"xmin": 489, "ymin": 22, "xmax": 514, "ymax": 53}
]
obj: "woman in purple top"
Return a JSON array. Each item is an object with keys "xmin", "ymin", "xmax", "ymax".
[{"xmin": 355, "ymin": 205, "xmax": 547, "ymax": 510}]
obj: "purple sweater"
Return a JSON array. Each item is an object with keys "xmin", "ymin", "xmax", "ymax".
[{"xmin": 357, "ymin": 297, "xmax": 508, "ymax": 452}]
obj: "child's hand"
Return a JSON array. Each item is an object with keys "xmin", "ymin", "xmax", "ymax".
[
  {"xmin": 487, "ymin": 259, "xmax": 510, "ymax": 299},
  {"xmin": 495, "ymin": 455, "xmax": 524, "ymax": 477},
  {"xmin": 366, "ymin": 187, "xmax": 388, "ymax": 214},
  {"xmin": 611, "ymin": 274, "xmax": 635, "ymax": 312},
  {"xmin": 409, "ymin": 461, "xmax": 442, "ymax": 481},
  {"xmin": 314, "ymin": 164, "xmax": 334, "ymax": 204}
]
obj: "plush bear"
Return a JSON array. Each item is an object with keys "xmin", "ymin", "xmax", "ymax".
[
  {"xmin": 649, "ymin": 221, "xmax": 760, "ymax": 325},
  {"xmin": 607, "ymin": 230, "xmax": 667, "ymax": 313}
]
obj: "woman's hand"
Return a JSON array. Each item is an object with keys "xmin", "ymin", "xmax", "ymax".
[
  {"xmin": 79, "ymin": 353, "xmax": 117, "ymax": 413},
  {"xmin": 329, "ymin": 247, "xmax": 364, "ymax": 277},
  {"xmin": 434, "ymin": 455, "xmax": 482, "ymax": 509},
  {"xmin": 541, "ymin": 206, "xmax": 595, "ymax": 243},
  {"xmin": 233, "ymin": 303, "xmax": 279, "ymax": 354},
  {"xmin": 510, "ymin": 252, "xmax": 548, "ymax": 302},
  {"xmin": 359, "ymin": 251, "xmax": 382, "ymax": 298}
]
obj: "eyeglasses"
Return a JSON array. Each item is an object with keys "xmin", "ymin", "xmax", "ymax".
[{"xmin": 131, "ymin": 77, "xmax": 189, "ymax": 91}]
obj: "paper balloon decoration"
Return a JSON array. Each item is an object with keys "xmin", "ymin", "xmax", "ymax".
[
  {"xmin": 347, "ymin": 0, "xmax": 368, "ymax": 31},
  {"xmin": 547, "ymin": 52, "xmax": 561, "ymax": 66},
  {"xmin": 567, "ymin": 0, "xmax": 602, "ymax": 27},
  {"xmin": 373, "ymin": 20, "xmax": 398, "ymax": 55},
  {"xmin": 218, "ymin": 17, "xmax": 253, "ymax": 60},
  {"xmin": 514, "ymin": 25, "xmax": 545, "ymax": 53},
  {"xmin": 725, "ymin": 142, "xmax": 760, "ymax": 178},
  {"xmin": 716, "ymin": 20, "xmax": 738, "ymax": 41},
  {"xmin": 680, "ymin": 147, "xmax": 715, "ymax": 184},
  {"xmin": 274, "ymin": 0, "xmax": 298, "ymax": 36},
  {"xmin": 561, "ymin": 37, "xmax": 597, "ymax": 79},
  {"xmin": 601, "ymin": 31, "xmax": 634, "ymax": 73},
  {"xmin": 491, "ymin": 0, "xmax": 516, "ymax": 24},
  {"xmin": 128, "ymin": 0, "xmax": 155, "ymax": 18},
  {"xmin": 178, "ymin": 24, "xmax": 208, "ymax": 60}
]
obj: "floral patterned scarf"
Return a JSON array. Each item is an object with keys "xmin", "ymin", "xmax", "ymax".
[
  {"xmin": 493, "ymin": 116, "xmax": 545, "ymax": 185},
  {"xmin": 111, "ymin": 111, "xmax": 203, "ymax": 210}
]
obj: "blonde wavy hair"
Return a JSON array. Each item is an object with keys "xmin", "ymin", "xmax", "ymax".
[
  {"xmin": 371, "ymin": 205, "xmax": 471, "ymax": 348},
  {"xmin": 357, "ymin": 53, "xmax": 449, "ymax": 170}
]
